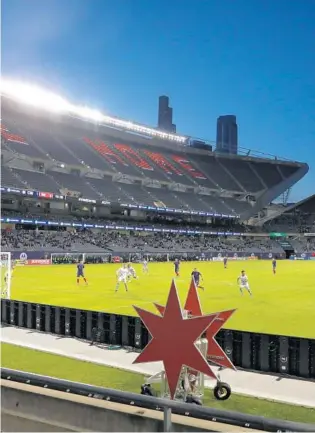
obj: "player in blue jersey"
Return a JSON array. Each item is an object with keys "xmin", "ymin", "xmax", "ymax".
[
  {"xmin": 77, "ymin": 260, "xmax": 88, "ymax": 285},
  {"xmin": 223, "ymin": 256, "xmax": 228, "ymax": 269},
  {"xmin": 191, "ymin": 268, "xmax": 204, "ymax": 289},
  {"xmin": 174, "ymin": 259, "xmax": 180, "ymax": 277},
  {"xmin": 272, "ymin": 258, "xmax": 277, "ymax": 275}
]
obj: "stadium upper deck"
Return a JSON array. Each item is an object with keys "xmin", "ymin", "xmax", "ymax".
[
  {"xmin": 292, "ymin": 194, "xmax": 315, "ymax": 214},
  {"xmin": 0, "ymin": 88, "xmax": 308, "ymax": 219},
  {"xmin": 263, "ymin": 193, "xmax": 315, "ymax": 233}
]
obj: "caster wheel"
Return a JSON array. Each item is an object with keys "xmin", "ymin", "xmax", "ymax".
[
  {"xmin": 213, "ymin": 382, "xmax": 231, "ymax": 400},
  {"xmin": 186, "ymin": 395, "xmax": 202, "ymax": 405},
  {"xmin": 141, "ymin": 384, "xmax": 154, "ymax": 396}
]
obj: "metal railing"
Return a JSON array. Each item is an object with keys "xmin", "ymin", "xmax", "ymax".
[{"xmin": 1, "ymin": 368, "xmax": 314, "ymax": 432}]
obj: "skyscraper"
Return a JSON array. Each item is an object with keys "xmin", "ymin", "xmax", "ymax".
[
  {"xmin": 158, "ymin": 96, "xmax": 176, "ymax": 133},
  {"xmin": 216, "ymin": 115, "xmax": 238, "ymax": 154}
]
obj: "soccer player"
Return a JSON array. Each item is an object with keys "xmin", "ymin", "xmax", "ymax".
[
  {"xmin": 223, "ymin": 256, "xmax": 228, "ymax": 269},
  {"xmin": 272, "ymin": 258, "xmax": 277, "ymax": 275},
  {"xmin": 1, "ymin": 270, "xmax": 9, "ymax": 297},
  {"xmin": 77, "ymin": 260, "xmax": 88, "ymax": 285},
  {"xmin": 191, "ymin": 268, "xmax": 204, "ymax": 289},
  {"xmin": 142, "ymin": 259, "xmax": 148, "ymax": 274},
  {"xmin": 115, "ymin": 264, "xmax": 128, "ymax": 292},
  {"xmin": 174, "ymin": 259, "xmax": 180, "ymax": 277},
  {"xmin": 237, "ymin": 270, "xmax": 252, "ymax": 296},
  {"xmin": 4, "ymin": 270, "xmax": 8, "ymax": 284},
  {"xmin": 127, "ymin": 263, "xmax": 138, "ymax": 281}
]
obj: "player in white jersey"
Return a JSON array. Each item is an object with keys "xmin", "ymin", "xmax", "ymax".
[
  {"xmin": 1, "ymin": 270, "xmax": 9, "ymax": 297},
  {"xmin": 115, "ymin": 264, "xmax": 128, "ymax": 292},
  {"xmin": 1, "ymin": 258, "xmax": 14, "ymax": 297},
  {"xmin": 142, "ymin": 259, "xmax": 148, "ymax": 274},
  {"xmin": 127, "ymin": 263, "xmax": 138, "ymax": 281},
  {"xmin": 237, "ymin": 270, "xmax": 252, "ymax": 296}
]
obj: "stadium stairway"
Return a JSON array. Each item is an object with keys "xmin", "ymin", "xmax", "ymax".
[{"xmin": 1, "ymin": 326, "xmax": 315, "ymax": 409}]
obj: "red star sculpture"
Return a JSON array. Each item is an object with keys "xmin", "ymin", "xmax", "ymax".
[
  {"xmin": 184, "ymin": 277, "xmax": 202, "ymax": 316},
  {"xmin": 133, "ymin": 280, "xmax": 218, "ymax": 399},
  {"xmin": 154, "ymin": 278, "xmax": 202, "ymax": 317},
  {"xmin": 206, "ymin": 309, "xmax": 236, "ymax": 370},
  {"xmin": 154, "ymin": 302, "xmax": 166, "ymax": 316},
  {"xmin": 154, "ymin": 278, "xmax": 237, "ymax": 371}
]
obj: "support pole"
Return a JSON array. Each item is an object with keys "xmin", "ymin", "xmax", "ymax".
[{"xmin": 163, "ymin": 407, "xmax": 172, "ymax": 432}]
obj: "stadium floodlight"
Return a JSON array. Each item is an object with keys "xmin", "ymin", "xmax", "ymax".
[
  {"xmin": 0, "ymin": 78, "xmax": 187, "ymax": 143},
  {"xmin": 0, "ymin": 79, "xmax": 71, "ymax": 113},
  {"xmin": 71, "ymin": 106, "xmax": 104, "ymax": 122}
]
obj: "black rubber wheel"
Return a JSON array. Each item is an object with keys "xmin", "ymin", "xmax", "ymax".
[
  {"xmin": 140, "ymin": 384, "xmax": 154, "ymax": 396},
  {"xmin": 186, "ymin": 395, "xmax": 202, "ymax": 405},
  {"xmin": 213, "ymin": 382, "xmax": 231, "ymax": 400}
]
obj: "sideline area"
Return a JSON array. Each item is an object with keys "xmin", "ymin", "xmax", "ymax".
[{"xmin": 2, "ymin": 326, "xmax": 315, "ymax": 409}]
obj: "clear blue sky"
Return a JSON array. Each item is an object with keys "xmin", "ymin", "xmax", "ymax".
[{"xmin": 2, "ymin": 0, "xmax": 314, "ymax": 201}]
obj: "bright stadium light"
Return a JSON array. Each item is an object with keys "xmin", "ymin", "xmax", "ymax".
[
  {"xmin": 0, "ymin": 79, "xmax": 71, "ymax": 113},
  {"xmin": 72, "ymin": 106, "xmax": 104, "ymax": 122},
  {"xmin": 0, "ymin": 78, "xmax": 187, "ymax": 143}
]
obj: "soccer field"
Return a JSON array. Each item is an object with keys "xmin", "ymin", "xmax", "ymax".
[{"xmin": 8, "ymin": 260, "xmax": 315, "ymax": 339}]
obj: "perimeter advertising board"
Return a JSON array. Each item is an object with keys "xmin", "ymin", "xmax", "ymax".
[{"xmin": 9, "ymin": 250, "xmax": 296, "ymax": 262}]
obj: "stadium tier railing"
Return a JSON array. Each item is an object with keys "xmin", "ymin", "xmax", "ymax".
[
  {"xmin": 0, "ymin": 188, "xmax": 239, "ymax": 220},
  {"xmin": 1, "ymin": 214, "xmax": 241, "ymax": 234}
]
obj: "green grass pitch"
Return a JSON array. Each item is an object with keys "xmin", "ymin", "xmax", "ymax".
[{"xmin": 7, "ymin": 260, "xmax": 315, "ymax": 339}]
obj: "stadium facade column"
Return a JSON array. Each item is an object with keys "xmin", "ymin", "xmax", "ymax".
[
  {"xmin": 10, "ymin": 302, "xmax": 15, "ymax": 326},
  {"xmin": 223, "ymin": 330, "xmax": 233, "ymax": 361},
  {"xmin": 45, "ymin": 305, "xmax": 51, "ymax": 332},
  {"xmin": 65, "ymin": 309, "xmax": 71, "ymax": 336},
  {"xmin": 79, "ymin": 310, "xmax": 87, "ymax": 339},
  {"xmin": 9, "ymin": 301, "xmax": 15, "ymax": 326},
  {"xmin": 26, "ymin": 303, "xmax": 33, "ymax": 329},
  {"xmin": 1, "ymin": 300, "xmax": 6, "ymax": 322},
  {"xmin": 241, "ymin": 333, "xmax": 251, "ymax": 369},
  {"xmin": 86, "ymin": 311, "xmax": 93, "ymax": 340},
  {"xmin": 75, "ymin": 310, "xmax": 82, "ymax": 338},
  {"xmin": 18, "ymin": 302, "xmax": 25, "ymax": 328},
  {"xmin": 121, "ymin": 316, "xmax": 129, "ymax": 346},
  {"xmin": 260, "ymin": 335, "xmax": 270, "ymax": 372},
  {"xmin": 97, "ymin": 312, "xmax": 105, "ymax": 335},
  {"xmin": 278, "ymin": 337, "xmax": 289, "ymax": 374},
  {"xmin": 36, "ymin": 304, "xmax": 42, "ymax": 331},
  {"xmin": 299, "ymin": 339, "xmax": 310, "ymax": 378},
  {"xmin": 134, "ymin": 317, "xmax": 142, "ymax": 351},
  {"xmin": 309, "ymin": 341, "xmax": 315, "ymax": 378},
  {"xmin": 55, "ymin": 307, "xmax": 61, "ymax": 334},
  {"xmin": 109, "ymin": 314, "xmax": 117, "ymax": 345},
  {"xmin": 2, "ymin": 299, "xmax": 9, "ymax": 323}
]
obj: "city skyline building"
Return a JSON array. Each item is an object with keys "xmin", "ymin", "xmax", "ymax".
[{"xmin": 216, "ymin": 115, "xmax": 238, "ymax": 155}]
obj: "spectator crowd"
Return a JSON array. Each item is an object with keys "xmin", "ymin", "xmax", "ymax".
[
  {"xmin": 2, "ymin": 209, "xmax": 314, "ymax": 254},
  {"xmin": 1, "ymin": 227, "xmax": 290, "ymax": 254}
]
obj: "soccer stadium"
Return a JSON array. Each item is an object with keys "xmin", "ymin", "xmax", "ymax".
[{"xmin": 1, "ymin": 80, "xmax": 315, "ymax": 430}]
